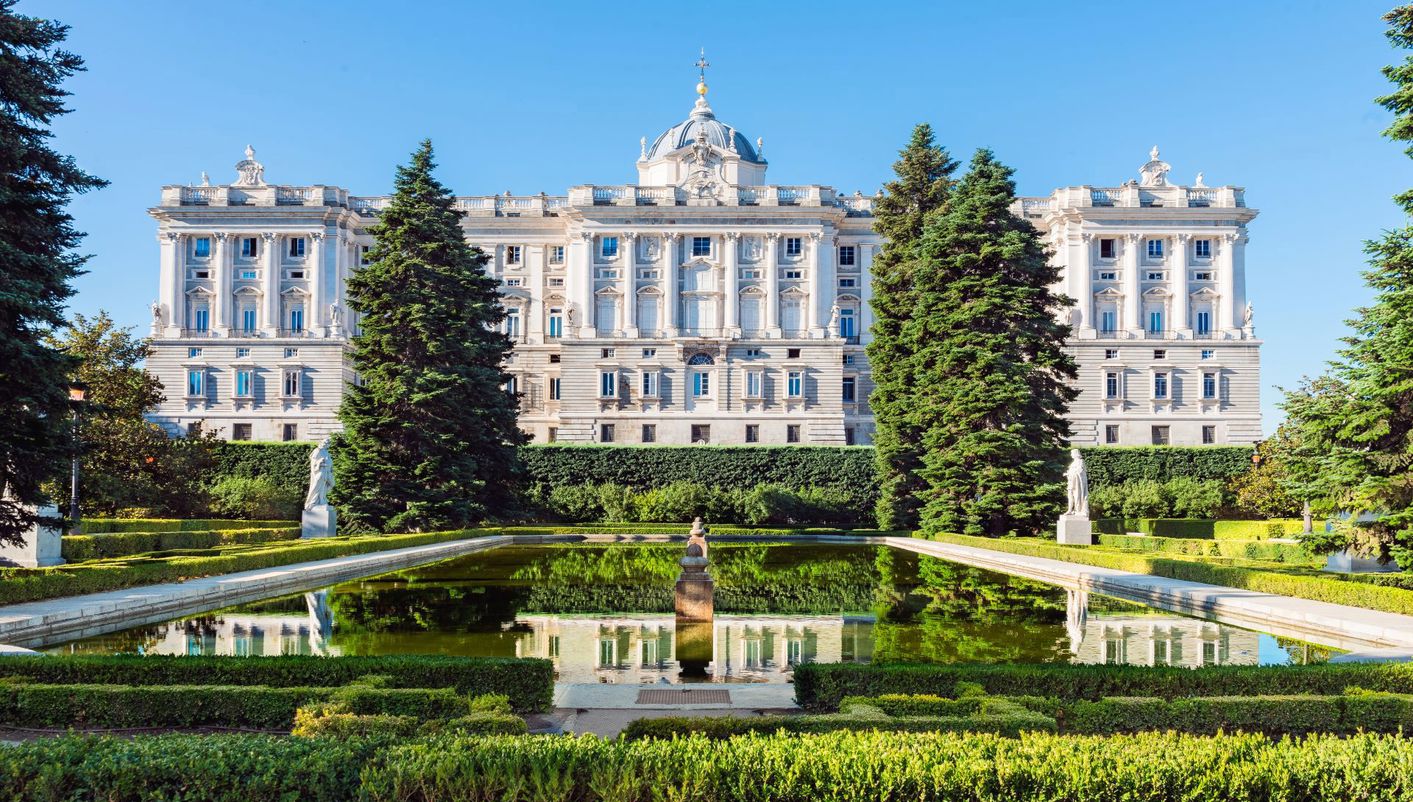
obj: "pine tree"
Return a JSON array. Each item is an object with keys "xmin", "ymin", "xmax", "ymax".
[
  {"xmin": 910, "ymin": 150, "xmax": 1077, "ymax": 537},
  {"xmin": 1282, "ymin": 6, "xmax": 1413, "ymax": 566},
  {"xmin": 335, "ymin": 141, "xmax": 525, "ymax": 532},
  {"xmin": 865, "ymin": 124, "xmax": 957, "ymax": 530},
  {"xmin": 0, "ymin": 3, "xmax": 106, "ymax": 546}
]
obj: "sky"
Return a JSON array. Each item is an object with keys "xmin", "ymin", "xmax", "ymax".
[{"xmin": 38, "ymin": 0, "xmax": 1411, "ymax": 431}]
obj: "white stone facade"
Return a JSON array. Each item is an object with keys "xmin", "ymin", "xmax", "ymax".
[{"xmin": 145, "ymin": 89, "xmax": 1260, "ymax": 447}]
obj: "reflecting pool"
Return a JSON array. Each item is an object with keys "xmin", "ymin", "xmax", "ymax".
[{"xmin": 48, "ymin": 543, "xmax": 1339, "ymax": 682}]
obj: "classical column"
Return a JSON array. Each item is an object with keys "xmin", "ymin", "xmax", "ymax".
[
  {"xmin": 806, "ymin": 232, "xmax": 823, "ymax": 337},
  {"xmin": 1219, "ymin": 232, "xmax": 1237, "ymax": 336},
  {"xmin": 309, "ymin": 231, "xmax": 326, "ymax": 336},
  {"xmin": 622, "ymin": 232, "xmax": 637, "ymax": 337},
  {"xmin": 527, "ymin": 244, "xmax": 545, "ymax": 343},
  {"xmin": 1075, "ymin": 233, "xmax": 1093, "ymax": 334},
  {"xmin": 818, "ymin": 232, "xmax": 837, "ymax": 338},
  {"xmin": 858, "ymin": 243, "xmax": 876, "ymax": 343},
  {"xmin": 570, "ymin": 231, "xmax": 594, "ymax": 337},
  {"xmin": 765, "ymin": 233, "xmax": 781, "ymax": 337},
  {"xmin": 664, "ymin": 233, "xmax": 680, "ymax": 337},
  {"xmin": 212, "ymin": 233, "xmax": 232, "ymax": 335},
  {"xmin": 723, "ymin": 232, "xmax": 740, "ymax": 337},
  {"xmin": 1122, "ymin": 232, "xmax": 1142, "ymax": 337},
  {"xmin": 159, "ymin": 232, "xmax": 183, "ymax": 336},
  {"xmin": 261, "ymin": 232, "xmax": 280, "ymax": 335},
  {"xmin": 1172, "ymin": 233, "xmax": 1190, "ymax": 337}
]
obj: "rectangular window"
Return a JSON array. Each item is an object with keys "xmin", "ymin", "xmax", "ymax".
[
  {"xmin": 546, "ymin": 426, "xmax": 557, "ymax": 442},
  {"xmin": 1104, "ymin": 348, "xmax": 1118, "ymax": 359},
  {"xmin": 1153, "ymin": 349, "xmax": 1166, "ymax": 359},
  {"xmin": 1196, "ymin": 311, "xmax": 1212, "ymax": 335},
  {"xmin": 1099, "ymin": 238, "xmax": 1115, "ymax": 259},
  {"xmin": 641, "ymin": 424, "xmax": 656, "ymax": 443},
  {"xmin": 1194, "ymin": 271, "xmax": 1214, "ymax": 281},
  {"xmin": 288, "ymin": 237, "xmax": 306, "ymax": 258},
  {"xmin": 642, "ymin": 348, "xmax": 656, "ymax": 358},
  {"xmin": 504, "ymin": 278, "xmax": 522, "ymax": 287},
  {"xmin": 838, "ymin": 278, "xmax": 857, "ymax": 288},
  {"xmin": 1201, "ymin": 349, "xmax": 1214, "ymax": 360},
  {"xmin": 1151, "ymin": 425, "xmax": 1171, "ymax": 446},
  {"xmin": 240, "ymin": 269, "xmax": 258, "ymax": 280},
  {"xmin": 786, "ymin": 424, "xmax": 801, "ymax": 443},
  {"xmin": 1105, "ymin": 371, "xmax": 1120, "ymax": 399},
  {"xmin": 787, "ymin": 348, "xmax": 801, "ymax": 359},
  {"xmin": 1100, "ymin": 310, "xmax": 1117, "ymax": 334},
  {"xmin": 1194, "ymin": 239, "xmax": 1212, "ymax": 259},
  {"xmin": 1098, "ymin": 270, "xmax": 1118, "ymax": 281},
  {"xmin": 1146, "ymin": 271, "xmax": 1165, "ymax": 281},
  {"xmin": 600, "ymin": 423, "xmax": 615, "ymax": 443},
  {"xmin": 785, "ymin": 237, "xmax": 802, "ymax": 257},
  {"xmin": 549, "ymin": 354, "xmax": 561, "ymax": 364},
  {"xmin": 843, "ymin": 354, "xmax": 855, "ymax": 365},
  {"xmin": 284, "ymin": 347, "xmax": 299, "ymax": 358},
  {"xmin": 1105, "ymin": 424, "xmax": 1120, "ymax": 444},
  {"xmin": 1153, "ymin": 372, "xmax": 1169, "ymax": 399},
  {"xmin": 692, "ymin": 371, "xmax": 711, "ymax": 398},
  {"xmin": 745, "ymin": 424, "xmax": 759, "ymax": 443},
  {"xmin": 360, "ymin": 245, "xmax": 371, "ymax": 265},
  {"xmin": 787, "ymin": 370, "xmax": 803, "ymax": 398},
  {"xmin": 289, "ymin": 306, "xmax": 304, "ymax": 332},
  {"xmin": 1202, "ymin": 425, "xmax": 1217, "ymax": 445},
  {"xmin": 784, "ymin": 269, "xmax": 803, "ymax": 280},
  {"xmin": 188, "ymin": 347, "xmax": 203, "ymax": 358},
  {"xmin": 746, "ymin": 348, "xmax": 763, "ymax": 358},
  {"xmin": 191, "ymin": 269, "xmax": 210, "ymax": 280},
  {"xmin": 241, "ymin": 307, "xmax": 258, "ymax": 332},
  {"xmin": 599, "ymin": 371, "xmax": 616, "ymax": 398},
  {"xmin": 691, "ymin": 424, "xmax": 710, "ymax": 444},
  {"xmin": 549, "ymin": 377, "xmax": 561, "ymax": 400},
  {"xmin": 287, "ymin": 269, "xmax": 305, "ymax": 280},
  {"xmin": 283, "ymin": 369, "xmax": 301, "ymax": 398},
  {"xmin": 600, "ymin": 236, "xmax": 618, "ymax": 258},
  {"xmin": 601, "ymin": 347, "xmax": 615, "ymax": 358},
  {"xmin": 745, "ymin": 371, "xmax": 763, "ymax": 398},
  {"xmin": 235, "ymin": 347, "xmax": 250, "ymax": 358},
  {"xmin": 193, "ymin": 237, "xmax": 211, "ymax": 258},
  {"xmin": 282, "ymin": 423, "xmax": 298, "ymax": 442},
  {"xmin": 234, "ymin": 369, "xmax": 253, "ymax": 398},
  {"xmin": 692, "ymin": 236, "xmax": 711, "ymax": 257},
  {"xmin": 549, "ymin": 245, "xmax": 565, "ymax": 264},
  {"xmin": 504, "ymin": 375, "xmax": 518, "ymax": 396},
  {"xmin": 232, "ymin": 423, "xmax": 252, "ymax": 441},
  {"xmin": 186, "ymin": 369, "xmax": 205, "ymax": 397},
  {"xmin": 505, "ymin": 245, "xmax": 522, "ymax": 265},
  {"xmin": 1147, "ymin": 311, "xmax": 1163, "ymax": 334},
  {"xmin": 838, "ymin": 245, "xmax": 856, "ymax": 266},
  {"xmin": 194, "ymin": 308, "xmax": 210, "ymax": 332},
  {"xmin": 842, "ymin": 376, "xmax": 857, "ymax": 403},
  {"xmin": 1203, "ymin": 371, "xmax": 1218, "ymax": 399},
  {"xmin": 845, "ymin": 426, "xmax": 856, "ymax": 445},
  {"xmin": 548, "ymin": 309, "xmax": 563, "ymax": 339},
  {"xmin": 240, "ymin": 237, "xmax": 258, "ymax": 258},
  {"xmin": 641, "ymin": 371, "xmax": 658, "ymax": 397},
  {"xmin": 1146, "ymin": 239, "xmax": 1163, "ymax": 259},
  {"xmin": 839, "ymin": 308, "xmax": 856, "ymax": 339},
  {"xmin": 505, "ymin": 309, "xmax": 521, "ymax": 338}
]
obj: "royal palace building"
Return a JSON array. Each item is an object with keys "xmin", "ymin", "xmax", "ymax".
[{"xmin": 145, "ymin": 76, "xmax": 1261, "ymax": 447}]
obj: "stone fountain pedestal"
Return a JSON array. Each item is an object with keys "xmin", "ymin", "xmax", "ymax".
[
  {"xmin": 675, "ymin": 517, "xmax": 714, "ymax": 678},
  {"xmin": 0, "ymin": 504, "xmax": 64, "ymax": 568}
]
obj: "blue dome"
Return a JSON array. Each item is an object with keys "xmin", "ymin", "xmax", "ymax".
[{"xmin": 645, "ymin": 99, "xmax": 763, "ymax": 163}]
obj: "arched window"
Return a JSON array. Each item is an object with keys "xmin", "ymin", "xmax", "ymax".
[{"xmin": 687, "ymin": 352, "xmax": 715, "ymax": 366}]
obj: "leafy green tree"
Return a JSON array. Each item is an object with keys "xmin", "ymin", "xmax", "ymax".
[
  {"xmin": 911, "ymin": 150, "xmax": 1077, "ymax": 537},
  {"xmin": 866, "ymin": 124, "xmax": 958, "ymax": 530},
  {"xmin": 1283, "ymin": 7, "xmax": 1413, "ymax": 566},
  {"xmin": 1227, "ymin": 424, "xmax": 1304, "ymax": 519},
  {"xmin": 44, "ymin": 312, "xmax": 168, "ymax": 515},
  {"xmin": 335, "ymin": 141, "xmax": 525, "ymax": 532},
  {"xmin": 0, "ymin": 3, "xmax": 105, "ymax": 545}
]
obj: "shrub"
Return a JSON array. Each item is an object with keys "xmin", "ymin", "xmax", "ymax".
[
  {"xmin": 78, "ymin": 518, "xmax": 294, "ymax": 534},
  {"xmin": 1087, "ymin": 485, "xmax": 1125, "ymax": 519},
  {"xmin": 0, "ymin": 655, "xmax": 554, "ymax": 713},
  {"xmin": 1096, "ymin": 533, "xmax": 1316, "ymax": 565},
  {"xmin": 792, "ymin": 661, "xmax": 1413, "ymax": 712},
  {"xmin": 1213, "ymin": 519, "xmax": 1306, "ymax": 540},
  {"xmin": 1167, "ymin": 477, "xmax": 1226, "ymax": 519},
  {"xmin": 208, "ymin": 476, "xmax": 304, "ymax": 520},
  {"xmin": 619, "ymin": 703, "xmax": 1056, "ymax": 740},
  {"xmin": 1079, "ymin": 446, "xmax": 1255, "ymax": 486},
  {"xmin": 1066, "ymin": 695, "xmax": 1373, "ymax": 736},
  {"xmin": 292, "ymin": 710, "xmax": 422, "ymax": 739},
  {"xmin": 62, "ymin": 526, "xmax": 300, "ymax": 561},
  {"xmin": 1120, "ymin": 479, "xmax": 1169, "ymax": 519},
  {"xmin": 420, "ymin": 712, "xmax": 527, "ymax": 736},
  {"xmin": 0, "ymin": 682, "xmax": 324, "ymax": 729},
  {"xmin": 545, "ymin": 484, "xmax": 604, "ymax": 522}
]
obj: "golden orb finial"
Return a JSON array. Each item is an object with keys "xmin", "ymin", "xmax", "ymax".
[
  {"xmin": 695, "ymin": 48, "xmax": 710, "ymax": 98},
  {"xmin": 696, "ymin": 80, "xmax": 708, "ymax": 96}
]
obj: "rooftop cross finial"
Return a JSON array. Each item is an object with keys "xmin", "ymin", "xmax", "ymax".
[{"xmin": 695, "ymin": 48, "xmax": 710, "ymax": 97}]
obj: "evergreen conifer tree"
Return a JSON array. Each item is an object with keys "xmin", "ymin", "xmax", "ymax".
[
  {"xmin": 1283, "ymin": 6, "xmax": 1413, "ymax": 566},
  {"xmin": 0, "ymin": 3, "xmax": 105, "ymax": 546},
  {"xmin": 910, "ymin": 150, "xmax": 1077, "ymax": 537},
  {"xmin": 865, "ymin": 124, "xmax": 957, "ymax": 530},
  {"xmin": 335, "ymin": 141, "xmax": 525, "ymax": 532}
]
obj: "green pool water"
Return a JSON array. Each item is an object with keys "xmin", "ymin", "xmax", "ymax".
[{"xmin": 48, "ymin": 543, "xmax": 1336, "ymax": 682}]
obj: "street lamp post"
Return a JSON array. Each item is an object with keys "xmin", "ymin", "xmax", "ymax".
[{"xmin": 67, "ymin": 383, "xmax": 87, "ymax": 535}]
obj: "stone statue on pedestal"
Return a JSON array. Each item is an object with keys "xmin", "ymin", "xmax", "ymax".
[
  {"xmin": 301, "ymin": 437, "xmax": 338, "ymax": 538},
  {"xmin": 1057, "ymin": 449, "xmax": 1092, "ymax": 545},
  {"xmin": 675, "ymin": 517, "xmax": 714, "ymax": 677}
]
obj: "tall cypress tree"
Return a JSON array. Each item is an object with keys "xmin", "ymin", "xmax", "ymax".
[
  {"xmin": 1283, "ymin": 6, "xmax": 1413, "ymax": 566},
  {"xmin": 0, "ymin": 3, "xmax": 105, "ymax": 546},
  {"xmin": 335, "ymin": 141, "xmax": 525, "ymax": 533},
  {"xmin": 911, "ymin": 150, "xmax": 1077, "ymax": 537},
  {"xmin": 866, "ymin": 124, "xmax": 957, "ymax": 530}
]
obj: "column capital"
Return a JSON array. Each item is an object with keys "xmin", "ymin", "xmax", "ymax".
[
  {"xmin": 310, "ymin": 231, "xmax": 325, "ymax": 241},
  {"xmin": 261, "ymin": 232, "xmax": 277, "ymax": 242},
  {"xmin": 667, "ymin": 232, "xmax": 681, "ymax": 243},
  {"xmin": 808, "ymin": 231, "xmax": 823, "ymax": 242},
  {"xmin": 1080, "ymin": 232, "xmax": 1094, "ymax": 243},
  {"xmin": 622, "ymin": 232, "xmax": 637, "ymax": 242},
  {"xmin": 1175, "ymin": 232, "xmax": 1191, "ymax": 243},
  {"xmin": 164, "ymin": 231, "xmax": 183, "ymax": 244},
  {"xmin": 214, "ymin": 232, "xmax": 229, "ymax": 242},
  {"xmin": 766, "ymin": 232, "xmax": 780, "ymax": 242},
  {"xmin": 578, "ymin": 231, "xmax": 594, "ymax": 242},
  {"xmin": 725, "ymin": 231, "xmax": 739, "ymax": 242},
  {"xmin": 1124, "ymin": 232, "xmax": 1142, "ymax": 244}
]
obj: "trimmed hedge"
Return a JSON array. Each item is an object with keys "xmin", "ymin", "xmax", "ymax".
[
  {"xmin": 62, "ymin": 526, "xmax": 301, "ymax": 561},
  {"xmin": 0, "ymin": 681, "xmax": 465, "ymax": 730},
  {"xmin": 924, "ymin": 531, "xmax": 1413, "ymax": 616},
  {"xmin": 1079, "ymin": 446, "xmax": 1254, "ymax": 486},
  {"xmin": 619, "ymin": 698, "xmax": 1057, "ymax": 740},
  {"xmin": 7, "ymin": 730, "xmax": 1413, "ymax": 801},
  {"xmin": 211, "ymin": 441, "xmax": 314, "ymax": 491},
  {"xmin": 78, "ymin": 518, "xmax": 293, "ymax": 534},
  {"xmin": 1066, "ymin": 693, "xmax": 1413, "ymax": 736},
  {"xmin": 792, "ymin": 662, "xmax": 1413, "ymax": 712},
  {"xmin": 0, "ymin": 655, "xmax": 554, "ymax": 713},
  {"xmin": 1097, "ymin": 533, "xmax": 1317, "ymax": 565},
  {"xmin": 1213, "ymin": 518, "xmax": 1307, "ymax": 540}
]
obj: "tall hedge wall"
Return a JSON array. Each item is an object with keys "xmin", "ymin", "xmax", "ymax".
[
  {"xmin": 212, "ymin": 441, "xmax": 314, "ymax": 489},
  {"xmin": 1079, "ymin": 446, "xmax": 1254, "ymax": 486}
]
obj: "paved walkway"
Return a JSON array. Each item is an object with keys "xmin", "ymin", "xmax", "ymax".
[
  {"xmin": 549, "ymin": 682, "xmax": 800, "ymax": 737},
  {"xmin": 0, "ymin": 534, "xmax": 524, "ymax": 648},
  {"xmin": 888, "ymin": 537, "xmax": 1413, "ymax": 652}
]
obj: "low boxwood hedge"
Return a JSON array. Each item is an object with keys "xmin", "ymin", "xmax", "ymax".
[
  {"xmin": 62, "ymin": 526, "xmax": 302, "ymax": 561},
  {"xmin": 1065, "ymin": 693, "xmax": 1413, "ymax": 736},
  {"xmin": 922, "ymin": 531, "xmax": 1413, "ymax": 616},
  {"xmin": 1096, "ymin": 533, "xmax": 1317, "ymax": 565},
  {"xmin": 0, "ymin": 655, "xmax": 553, "ymax": 713},
  {"xmin": 6, "ymin": 730, "xmax": 1413, "ymax": 801},
  {"xmin": 78, "ymin": 518, "xmax": 294, "ymax": 534},
  {"xmin": 619, "ymin": 698, "xmax": 1057, "ymax": 740},
  {"xmin": 1213, "ymin": 519, "xmax": 1307, "ymax": 541},
  {"xmin": 792, "ymin": 662, "xmax": 1413, "ymax": 712},
  {"xmin": 0, "ymin": 681, "xmax": 465, "ymax": 730}
]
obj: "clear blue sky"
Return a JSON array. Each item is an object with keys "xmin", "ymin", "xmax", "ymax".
[{"xmin": 40, "ymin": 0, "xmax": 1410, "ymax": 431}]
